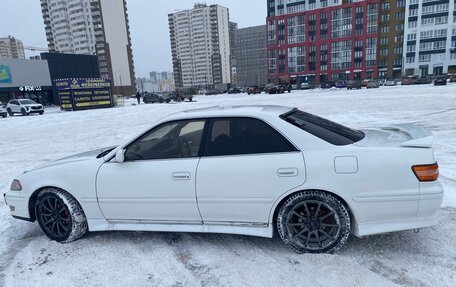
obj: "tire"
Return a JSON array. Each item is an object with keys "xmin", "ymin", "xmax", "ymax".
[
  {"xmin": 35, "ymin": 188, "xmax": 88, "ymax": 243},
  {"xmin": 277, "ymin": 190, "xmax": 350, "ymax": 254},
  {"xmin": 39, "ymin": 111, "xmax": 44, "ymax": 115},
  {"xmin": 7, "ymin": 108, "xmax": 13, "ymax": 116},
  {"xmin": 188, "ymin": 97, "xmax": 193, "ymax": 102},
  {"xmin": 21, "ymin": 108, "xmax": 28, "ymax": 116}
]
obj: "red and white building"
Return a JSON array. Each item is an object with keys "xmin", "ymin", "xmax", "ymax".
[{"xmin": 266, "ymin": 0, "xmax": 379, "ymax": 84}]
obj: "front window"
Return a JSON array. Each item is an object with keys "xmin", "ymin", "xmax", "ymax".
[
  {"xmin": 281, "ymin": 109, "xmax": 365, "ymax": 145},
  {"xmin": 125, "ymin": 120, "xmax": 206, "ymax": 161}
]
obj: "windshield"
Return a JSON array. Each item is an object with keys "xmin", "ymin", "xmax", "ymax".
[
  {"xmin": 281, "ymin": 109, "xmax": 365, "ymax": 146},
  {"xmin": 19, "ymin": 100, "xmax": 36, "ymax": 105}
]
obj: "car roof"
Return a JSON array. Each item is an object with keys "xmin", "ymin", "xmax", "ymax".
[{"xmin": 166, "ymin": 105, "xmax": 294, "ymax": 120}]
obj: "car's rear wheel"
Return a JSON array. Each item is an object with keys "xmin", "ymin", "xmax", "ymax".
[
  {"xmin": 277, "ymin": 190, "xmax": 350, "ymax": 254},
  {"xmin": 35, "ymin": 188, "xmax": 88, "ymax": 243},
  {"xmin": 7, "ymin": 108, "xmax": 13, "ymax": 116}
]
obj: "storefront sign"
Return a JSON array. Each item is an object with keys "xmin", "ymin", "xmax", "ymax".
[
  {"xmin": 19, "ymin": 86, "xmax": 42, "ymax": 92},
  {"xmin": 0, "ymin": 66, "xmax": 12, "ymax": 83},
  {"xmin": 55, "ymin": 78, "xmax": 111, "ymax": 90},
  {"xmin": 55, "ymin": 78, "xmax": 113, "ymax": 111}
]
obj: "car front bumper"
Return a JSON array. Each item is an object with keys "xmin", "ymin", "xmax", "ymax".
[{"xmin": 4, "ymin": 192, "xmax": 31, "ymax": 220}]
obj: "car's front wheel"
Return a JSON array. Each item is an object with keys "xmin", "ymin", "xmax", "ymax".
[
  {"xmin": 21, "ymin": 108, "xmax": 28, "ymax": 116},
  {"xmin": 7, "ymin": 108, "xmax": 13, "ymax": 116},
  {"xmin": 35, "ymin": 188, "xmax": 88, "ymax": 243},
  {"xmin": 277, "ymin": 190, "xmax": 350, "ymax": 254}
]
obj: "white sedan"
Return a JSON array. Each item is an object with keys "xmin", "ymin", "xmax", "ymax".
[{"xmin": 4, "ymin": 106, "xmax": 443, "ymax": 253}]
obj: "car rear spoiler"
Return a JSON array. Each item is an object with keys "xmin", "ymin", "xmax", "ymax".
[{"xmin": 381, "ymin": 124, "xmax": 433, "ymax": 148}]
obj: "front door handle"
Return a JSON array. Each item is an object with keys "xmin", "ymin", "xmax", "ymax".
[
  {"xmin": 172, "ymin": 172, "xmax": 191, "ymax": 181},
  {"xmin": 277, "ymin": 168, "xmax": 298, "ymax": 177}
]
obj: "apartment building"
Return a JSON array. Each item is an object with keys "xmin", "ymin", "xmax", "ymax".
[
  {"xmin": 403, "ymin": 0, "xmax": 456, "ymax": 76},
  {"xmin": 234, "ymin": 25, "xmax": 268, "ymax": 87},
  {"xmin": 0, "ymin": 36, "xmax": 25, "ymax": 59},
  {"xmin": 378, "ymin": 0, "xmax": 406, "ymax": 79},
  {"xmin": 168, "ymin": 3, "xmax": 231, "ymax": 88},
  {"xmin": 40, "ymin": 0, "xmax": 135, "ymax": 95},
  {"xmin": 267, "ymin": 0, "xmax": 379, "ymax": 84}
]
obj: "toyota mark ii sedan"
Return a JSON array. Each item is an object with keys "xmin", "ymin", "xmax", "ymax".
[{"xmin": 4, "ymin": 106, "xmax": 443, "ymax": 253}]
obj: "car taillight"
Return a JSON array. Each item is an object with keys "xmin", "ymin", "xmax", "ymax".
[{"xmin": 412, "ymin": 163, "xmax": 439, "ymax": 182}]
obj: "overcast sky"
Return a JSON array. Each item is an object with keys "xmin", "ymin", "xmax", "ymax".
[{"xmin": 2, "ymin": 0, "xmax": 266, "ymax": 78}]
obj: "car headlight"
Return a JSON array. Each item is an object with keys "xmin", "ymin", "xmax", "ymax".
[{"xmin": 10, "ymin": 179, "xmax": 22, "ymax": 191}]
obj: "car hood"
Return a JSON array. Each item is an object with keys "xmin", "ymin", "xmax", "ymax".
[{"xmin": 25, "ymin": 146, "xmax": 116, "ymax": 173}]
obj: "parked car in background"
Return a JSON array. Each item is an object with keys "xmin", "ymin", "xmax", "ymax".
[
  {"xmin": 366, "ymin": 80, "xmax": 380, "ymax": 89},
  {"xmin": 361, "ymin": 79, "xmax": 370, "ymax": 87},
  {"xmin": 247, "ymin": 86, "xmax": 261, "ymax": 95},
  {"xmin": 5, "ymin": 105, "xmax": 443, "ymax": 254},
  {"xmin": 6, "ymin": 99, "xmax": 44, "ymax": 116},
  {"xmin": 335, "ymin": 81, "xmax": 347, "ymax": 88},
  {"xmin": 170, "ymin": 91, "xmax": 194, "ymax": 102},
  {"xmin": 268, "ymin": 85, "xmax": 286, "ymax": 94},
  {"xmin": 320, "ymin": 82, "xmax": 334, "ymax": 89},
  {"xmin": 347, "ymin": 80, "xmax": 362, "ymax": 90},
  {"xmin": 401, "ymin": 77, "xmax": 414, "ymax": 85},
  {"xmin": 300, "ymin": 82, "xmax": 316, "ymax": 90},
  {"xmin": 0, "ymin": 103, "xmax": 7, "ymax": 118},
  {"xmin": 204, "ymin": 89, "xmax": 222, "ymax": 96},
  {"xmin": 385, "ymin": 79, "xmax": 397, "ymax": 86},
  {"xmin": 143, "ymin": 93, "xmax": 170, "ymax": 104},
  {"xmin": 291, "ymin": 84, "xmax": 298, "ymax": 90},
  {"xmin": 415, "ymin": 77, "xmax": 432, "ymax": 85},
  {"xmin": 228, "ymin": 87, "xmax": 242, "ymax": 94},
  {"xmin": 434, "ymin": 76, "xmax": 447, "ymax": 86}
]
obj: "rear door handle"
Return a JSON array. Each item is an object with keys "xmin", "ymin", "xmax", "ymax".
[
  {"xmin": 277, "ymin": 168, "xmax": 298, "ymax": 177},
  {"xmin": 172, "ymin": 172, "xmax": 191, "ymax": 181}
]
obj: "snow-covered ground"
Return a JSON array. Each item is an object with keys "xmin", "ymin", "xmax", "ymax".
[{"xmin": 1, "ymin": 84, "xmax": 455, "ymax": 286}]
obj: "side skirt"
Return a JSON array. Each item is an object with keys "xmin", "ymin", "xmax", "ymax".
[{"xmin": 87, "ymin": 219, "xmax": 273, "ymax": 238}]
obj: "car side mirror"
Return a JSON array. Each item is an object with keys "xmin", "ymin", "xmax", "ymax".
[{"xmin": 115, "ymin": 149, "xmax": 125, "ymax": 163}]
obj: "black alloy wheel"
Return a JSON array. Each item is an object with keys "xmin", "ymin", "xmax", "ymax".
[
  {"xmin": 36, "ymin": 194, "xmax": 72, "ymax": 241},
  {"xmin": 277, "ymin": 191, "xmax": 350, "ymax": 253}
]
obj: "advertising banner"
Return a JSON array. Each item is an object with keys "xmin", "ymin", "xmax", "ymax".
[
  {"xmin": 0, "ymin": 66, "xmax": 12, "ymax": 83},
  {"xmin": 55, "ymin": 78, "xmax": 113, "ymax": 111}
]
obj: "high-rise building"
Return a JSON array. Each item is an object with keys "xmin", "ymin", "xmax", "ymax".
[
  {"xmin": 234, "ymin": 25, "xmax": 268, "ymax": 87},
  {"xmin": 0, "ymin": 36, "xmax": 25, "ymax": 59},
  {"xmin": 378, "ymin": 0, "xmax": 406, "ymax": 79},
  {"xmin": 40, "ymin": 0, "xmax": 136, "ymax": 95},
  {"xmin": 266, "ymin": 0, "xmax": 379, "ymax": 84},
  {"xmin": 229, "ymin": 22, "xmax": 238, "ymax": 83},
  {"xmin": 149, "ymin": 71, "xmax": 157, "ymax": 83},
  {"xmin": 168, "ymin": 3, "xmax": 231, "ymax": 88},
  {"xmin": 403, "ymin": 0, "xmax": 456, "ymax": 76}
]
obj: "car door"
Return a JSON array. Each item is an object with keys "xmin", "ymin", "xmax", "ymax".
[
  {"xmin": 9, "ymin": 101, "xmax": 19, "ymax": 113},
  {"xmin": 196, "ymin": 117, "xmax": 306, "ymax": 225},
  {"xmin": 96, "ymin": 119, "xmax": 206, "ymax": 223}
]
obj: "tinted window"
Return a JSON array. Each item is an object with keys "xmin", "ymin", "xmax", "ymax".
[
  {"xmin": 19, "ymin": 100, "xmax": 35, "ymax": 105},
  {"xmin": 125, "ymin": 120, "xmax": 205, "ymax": 161},
  {"xmin": 204, "ymin": 118, "xmax": 297, "ymax": 156},
  {"xmin": 281, "ymin": 109, "xmax": 365, "ymax": 145}
]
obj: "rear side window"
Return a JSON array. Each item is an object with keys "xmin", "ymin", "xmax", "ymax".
[
  {"xmin": 281, "ymin": 109, "xmax": 365, "ymax": 146},
  {"xmin": 204, "ymin": 118, "xmax": 297, "ymax": 156}
]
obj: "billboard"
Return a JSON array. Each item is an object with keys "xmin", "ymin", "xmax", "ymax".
[
  {"xmin": 55, "ymin": 78, "xmax": 113, "ymax": 111},
  {"xmin": 0, "ymin": 66, "xmax": 12, "ymax": 83}
]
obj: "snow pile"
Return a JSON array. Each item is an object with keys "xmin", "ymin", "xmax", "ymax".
[{"xmin": 1, "ymin": 84, "xmax": 455, "ymax": 286}]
